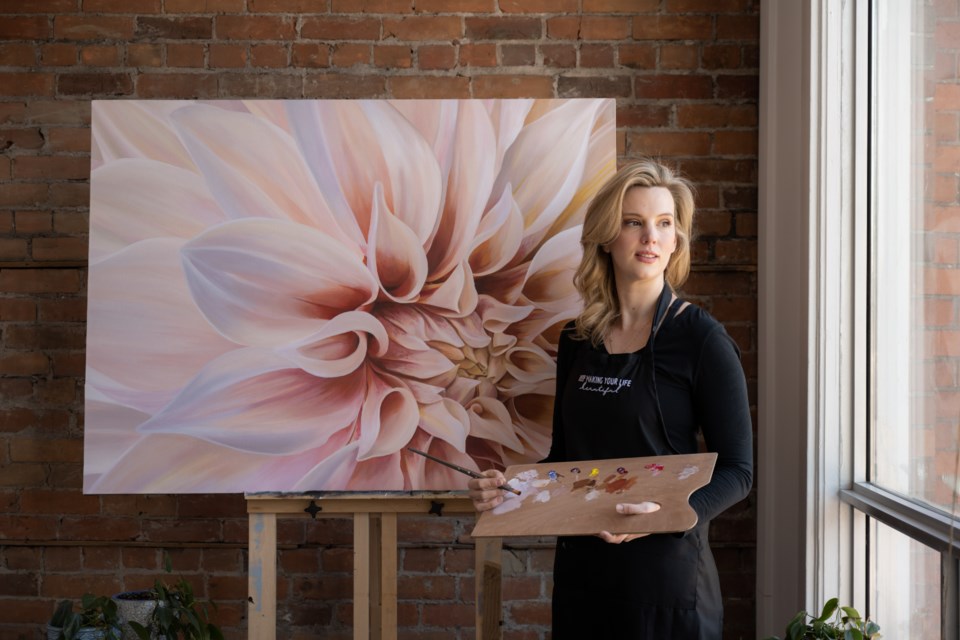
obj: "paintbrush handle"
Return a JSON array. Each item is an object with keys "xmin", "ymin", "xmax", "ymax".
[{"xmin": 406, "ymin": 447, "xmax": 521, "ymax": 496}]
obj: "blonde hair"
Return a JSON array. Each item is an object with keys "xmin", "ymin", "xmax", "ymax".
[{"xmin": 573, "ymin": 158, "xmax": 695, "ymax": 346}]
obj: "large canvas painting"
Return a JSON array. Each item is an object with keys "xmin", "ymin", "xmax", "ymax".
[{"xmin": 84, "ymin": 98, "xmax": 616, "ymax": 494}]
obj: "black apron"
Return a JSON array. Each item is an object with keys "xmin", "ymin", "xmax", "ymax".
[{"xmin": 550, "ymin": 293, "xmax": 722, "ymax": 639}]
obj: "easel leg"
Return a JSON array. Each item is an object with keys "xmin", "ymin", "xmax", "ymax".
[
  {"xmin": 248, "ymin": 512, "xmax": 277, "ymax": 640},
  {"xmin": 475, "ymin": 537, "xmax": 503, "ymax": 640},
  {"xmin": 354, "ymin": 512, "xmax": 372, "ymax": 640},
  {"xmin": 380, "ymin": 512, "xmax": 398, "ymax": 640}
]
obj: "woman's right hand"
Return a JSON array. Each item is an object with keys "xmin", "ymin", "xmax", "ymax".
[{"xmin": 467, "ymin": 469, "xmax": 507, "ymax": 512}]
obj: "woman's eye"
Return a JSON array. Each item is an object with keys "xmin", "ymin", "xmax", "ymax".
[{"xmin": 659, "ymin": 219, "xmax": 673, "ymax": 227}]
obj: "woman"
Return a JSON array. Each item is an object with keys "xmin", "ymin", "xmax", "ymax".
[{"xmin": 468, "ymin": 159, "xmax": 753, "ymax": 638}]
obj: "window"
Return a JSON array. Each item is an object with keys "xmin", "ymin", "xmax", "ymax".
[
  {"xmin": 854, "ymin": 0, "xmax": 960, "ymax": 635},
  {"xmin": 759, "ymin": 0, "xmax": 960, "ymax": 636}
]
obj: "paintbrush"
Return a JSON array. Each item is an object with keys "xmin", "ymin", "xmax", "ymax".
[{"xmin": 406, "ymin": 447, "xmax": 522, "ymax": 496}]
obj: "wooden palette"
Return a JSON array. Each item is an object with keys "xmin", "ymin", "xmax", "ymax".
[{"xmin": 471, "ymin": 452, "xmax": 717, "ymax": 538}]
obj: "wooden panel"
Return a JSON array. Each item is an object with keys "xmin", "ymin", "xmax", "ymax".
[
  {"xmin": 354, "ymin": 513, "xmax": 371, "ymax": 640},
  {"xmin": 475, "ymin": 537, "xmax": 503, "ymax": 640},
  {"xmin": 380, "ymin": 513, "xmax": 398, "ymax": 640},
  {"xmin": 471, "ymin": 453, "xmax": 717, "ymax": 538}
]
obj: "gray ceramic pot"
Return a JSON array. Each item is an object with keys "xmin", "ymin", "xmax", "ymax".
[{"xmin": 112, "ymin": 591, "xmax": 158, "ymax": 640}]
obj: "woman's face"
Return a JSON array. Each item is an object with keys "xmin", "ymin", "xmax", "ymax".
[{"xmin": 605, "ymin": 186, "xmax": 677, "ymax": 287}]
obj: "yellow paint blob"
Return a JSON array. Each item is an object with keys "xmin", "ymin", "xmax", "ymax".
[{"xmin": 589, "ymin": 468, "xmax": 599, "ymax": 477}]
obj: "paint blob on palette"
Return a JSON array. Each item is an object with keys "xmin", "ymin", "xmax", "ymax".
[{"xmin": 472, "ymin": 452, "xmax": 718, "ymax": 538}]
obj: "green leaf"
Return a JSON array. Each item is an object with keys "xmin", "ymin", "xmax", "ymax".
[
  {"xmin": 818, "ymin": 598, "xmax": 839, "ymax": 622},
  {"xmin": 844, "ymin": 629, "xmax": 863, "ymax": 640}
]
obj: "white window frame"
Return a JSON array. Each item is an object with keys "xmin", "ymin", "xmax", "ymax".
[{"xmin": 759, "ymin": 1, "xmax": 960, "ymax": 637}]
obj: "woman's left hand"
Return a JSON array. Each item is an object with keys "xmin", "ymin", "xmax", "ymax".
[{"xmin": 597, "ymin": 501, "xmax": 661, "ymax": 544}]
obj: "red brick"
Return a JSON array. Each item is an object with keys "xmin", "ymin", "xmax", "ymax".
[
  {"xmin": 633, "ymin": 15, "xmax": 713, "ymax": 40},
  {"xmin": 301, "ymin": 16, "xmax": 380, "ymax": 40},
  {"xmin": 58, "ymin": 72, "xmax": 134, "ymax": 96},
  {"xmin": 0, "ymin": 268, "xmax": 81, "ymax": 293},
  {"xmin": 422, "ymin": 603, "xmax": 474, "ymax": 627},
  {"xmin": 162, "ymin": 43, "xmax": 201, "ymax": 67},
  {"xmin": 4, "ymin": 547, "xmax": 42, "ymax": 571},
  {"xmin": 0, "ymin": 0, "xmax": 75, "ymax": 11},
  {"xmin": 661, "ymin": 42, "xmax": 699, "ymax": 69},
  {"xmin": 717, "ymin": 14, "xmax": 759, "ymax": 40},
  {"xmin": 292, "ymin": 43, "xmax": 330, "ymax": 68},
  {"xmin": 385, "ymin": 16, "xmax": 462, "ymax": 40},
  {"xmin": 137, "ymin": 16, "xmax": 213, "ymax": 40},
  {"xmin": 580, "ymin": 16, "xmax": 631, "ymax": 40},
  {"xmin": 42, "ymin": 573, "xmax": 123, "ymax": 598},
  {"xmin": 635, "ymin": 73, "xmax": 713, "ymax": 99},
  {"xmin": 14, "ymin": 156, "xmax": 88, "ymax": 180},
  {"xmin": 216, "ymin": 15, "xmax": 297, "ymax": 40},
  {"xmin": 294, "ymin": 574, "xmax": 352, "ymax": 599},
  {"xmin": 702, "ymin": 43, "xmax": 741, "ymax": 69},
  {"xmin": 303, "ymin": 73, "xmax": 385, "ymax": 98},
  {"xmin": 51, "ymin": 351, "xmax": 85, "ymax": 377},
  {"xmin": 397, "ymin": 575, "xmax": 456, "ymax": 599},
  {"xmin": 412, "ymin": 44, "xmax": 449, "ymax": 69},
  {"xmin": 0, "ymin": 102, "xmax": 26, "ymax": 124},
  {"xmin": 499, "ymin": 0, "xmax": 576, "ymax": 12},
  {"xmin": 218, "ymin": 71, "xmax": 303, "ymax": 97},
  {"xmin": 125, "ymin": 43, "xmax": 163, "ymax": 66},
  {"xmin": 0, "ymin": 72, "xmax": 54, "ymax": 96},
  {"xmin": 417, "ymin": 0, "xmax": 492, "ymax": 9},
  {"xmin": 716, "ymin": 73, "xmax": 758, "ymax": 100},
  {"xmin": 619, "ymin": 43, "xmax": 655, "ymax": 68},
  {"xmin": 0, "ymin": 183, "xmax": 49, "ymax": 206},
  {"xmin": 676, "ymin": 103, "xmax": 757, "ymax": 127},
  {"xmin": 0, "ymin": 43, "xmax": 36, "ymax": 66},
  {"xmin": 0, "ymin": 297, "xmax": 36, "ymax": 321},
  {"xmin": 1, "ymin": 128, "xmax": 43, "ymax": 150},
  {"xmin": 402, "ymin": 547, "xmax": 442, "ymax": 573},
  {"xmin": 0, "ymin": 462, "xmax": 48, "ymax": 486},
  {"xmin": 0, "ymin": 16, "xmax": 50, "ymax": 40},
  {"xmin": 584, "ymin": 0, "xmax": 658, "ymax": 9},
  {"xmin": 0, "ymin": 573, "xmax": 38, "ymax": 596},
  {"xmin": 332, "ymin": 43, "xmax": 371, "ymax": 67},
  {"xmin": 79, "ymin": 44, "xmax": 121, "ymax": 66},
  {"xmin": 49, "ymin": 181, "xmax": 89, "ymax": 207},
  {"xmin": 459, "ymin": 42, "xmax": 496, "ymax": 66},
  {"xmin": 21, "ymin": 490, "xmax": 100, "ymax": 515},
  {"xmin": 559, "ymin": 74, "xmax": 631, "ymax": 98},
  {"xmin": 546, "ymin": 16, "xmax": 579, "ymax": 39},
  {"xmin": 249, "ymin": 0, "xmax": 326, "ymax": 10},
  {"xmin": 932, "ymin": 173, "xmax": 959, "ymax": 203},
  {"xmin": 577, "ymin": 42, "xmax": 612, "ymax": 67},
  {"xmin": 502, "ymin": 43, "xmax": 536, "ymax": 66},
  {"xmin": 209, "ymin": 43, "xmax": 247, "ymax": 68},
  {"xmin": 137, "ymin": 72, "xmax": 218, "ymax": 98},
  {"xmin": 628, "ymin": 131, "xmax": 712, "ymax": 156},
  {"xmin": 465, "ymin": 16, "xmax": 539, "ymax": 39},
  {"xmin": 165, "ymin": 0, "xmax": 244, "ymax": 10},
  {"xmin": 735, "ymin": 211, "xmax": 757, "ymax": 236},
  {"xmin": 389, "ymin": 75, "xmax": 470, "ymax": 98},
  {"xmin": 714, "ymin": 130, "xmax": 757, "ymax": 155},
  {"xmin": 45, "ymin": 127, "xmax": 90, "ymax": 153},
  {"xmin": 84, "ymin": 0, "xmax": 161, "ymax": 11},
  {"xmin": 251, "ymin": 43, "xmax": 288, "ymax": 67},
  {"xmin": 541, "ymin": 43, "xmax": 575, "ymax": 67},
  {"xmin": 54, "ymin": 16, "xmax": 135, "ymax": 40},
  {"xmin": 473, "ymin": 74, "xmax": 553, "ymax": 98},
  {"xmin": 666, "ymin": 0, "xmax": 750, "ymax": 9},
  {"xmin": 40, "ymin": 43, "xmax": 76, "ymax": 66},
  {"xmin": 31, "ymin": 237, "xmax": 88, "ymax": 261},
  {"xmin": 935, "ymin": 145, "xmax": 960, "ymax": 172},
  {"xmin": 331, "ymin": 0, "xmax": 413, "ymax": 11}
]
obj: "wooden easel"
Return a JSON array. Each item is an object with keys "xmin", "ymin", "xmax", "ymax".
[{"xmin": 246, "ymin": 493, "xmax": 504, "ymax": 640}]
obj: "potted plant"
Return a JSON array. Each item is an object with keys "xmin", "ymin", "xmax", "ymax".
[
  {"xmin": 766, "ymin": 597, "xmax": 881, "ymax": 640},
  {"xmin": 114, "ymin": 554, "xmax": 223, "ymax": 640},
  {"xmin": 47, "ymin": 594, "xmax": 122, "ymax": 640}
]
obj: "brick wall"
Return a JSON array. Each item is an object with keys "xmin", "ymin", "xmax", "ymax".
[{"xmin": 0, "ymin": 1, "xmax": 759, "ymax": 639}]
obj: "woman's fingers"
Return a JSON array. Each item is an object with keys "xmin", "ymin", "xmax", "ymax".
[{"xmin": 467, "ymin": 469, "xmax": 507, "ymax": 511}]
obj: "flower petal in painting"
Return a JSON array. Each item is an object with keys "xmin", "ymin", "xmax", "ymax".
[
  {"xmin": 91, "ymin": 432, "xmax": 350, "ymax": 493},
  {"xmin": 419, "ymin": 261, "xmax": 478, "ymax": 317},
  {"xmin": 520, "ymin": 225, "xmax": 583, "ymax": 315},
  {"xmin": 89, "ymin": 159, "xmax": 225, "ymax": 263},
  {"xmin": 86, "ymin": 238, "xmax": 237, "ymax": 414},
  {"xmin": 367, "ymin": 183, "xmax": 428, "ymax": 302},
  {"xmin": 419, "ymin": 397, "xmax": 470, "ymax": 452},
  {"xmin": 293, "ymin": 440, "xmax": 407, "ymax": 491},
  {"xmin": 426, "ymin": 100, "xmax": 496, "ymax": 280},
  {"xmin": 277, "ymin": 310, "xmax": 388, "ymax": 378},
  {"xmin": 139, "ymin": 348, "xmax": 365, "ymax": 455},
  {"xmin": 83, "ymin": 398, "xmax": 152, "ymax": 484},
  {"xmin": 492, "ymin": 99, "xmax": 601, "ymax": 262},
  {"xmin": 469, "ymin": 182, "xmax": 523, "ymax": 278},
  {"xmin": 286, "ymin": 100, "xmax": 442, "ymax": 247},
  {"xmin": 483, "ymin": 98, "xmax": 534, "ymax": 175},
  {"xmin": 170, "ymin": 104, "xmax": 358, "ymax": 252},
  {"xmin": 465, "ymin": 396, "xmax": 524, "ymax": 453},
  {"xmin": 404, "ymin": 431, "xmax": 475, "ymax": 489},
  {"xmin": 181, "ymin": 218, "xmax": 378, "ymax": 347},
  {"xmin": 357, "ymin": 369, "xmax": 419, "ymax": 460},
  {"xmin": 91, "ymin": 100, "xmax": 197, "ymax": 171}
]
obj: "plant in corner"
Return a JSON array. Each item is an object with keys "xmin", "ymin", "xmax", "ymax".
[
  {"xmin": 765, "ymin": 597, "xmax": 881, "ymax": 640},
  {"xmin": 124, "ymin": 554, "xmax": 224, "ymax": 640},
  {"xmin": 47, "ymin": 594, "xmax": 122, "ymax": 640}
]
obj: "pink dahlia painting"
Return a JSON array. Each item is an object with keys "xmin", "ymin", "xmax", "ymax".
[{"xmin": 84, "ymin": 98, "xmax": 616, "ymax": 493}]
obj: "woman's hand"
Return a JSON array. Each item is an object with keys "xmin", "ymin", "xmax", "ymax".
[
  {"xmin": 467, "ymin": 469, "xmax": 508, "ymax": 512},
  {"xmin": 597, "ymin": 501, "xmax": 661, "ymax": 544}
]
